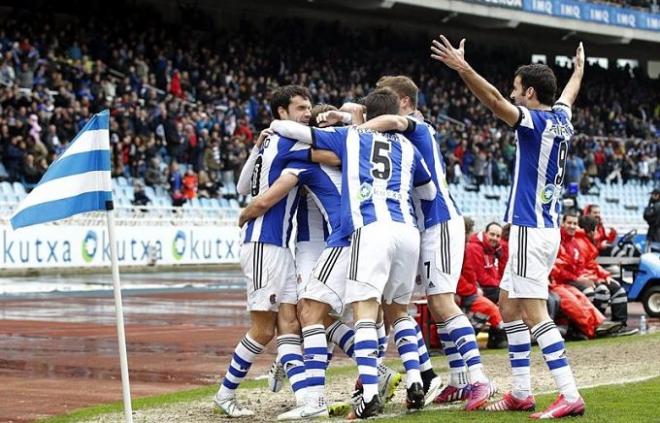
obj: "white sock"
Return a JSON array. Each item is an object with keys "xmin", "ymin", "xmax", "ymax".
[
  {"xmin": 531, "ymin": 320, "xmax": 580, "ymax": 402},
  {"xmin": 354, "ymin": 319, "xmax": 379, "ymax": 402},
  {"xmin": 277, "ymin": 334, "xmax": 308, "ymax": 405},
  {"xmin": 437, "ymin": 322, "xmax": 468, "ymax": 388},
  {"xmin": 376, "ymin": 320, "xmax": 388, "ymax": 366},
  {"xmin": 393, "ymin": 317, "xmax": 422, "ymax": 388},
  {"xmin": 503, "ymin": 320, "xmax": 532, "ymax": 399},
  {"xmin": 445, "ymin": 314, "xmax": 487, "ymax": 384},
  {"xmin": 218, "ymin": 334, "xmax": 264, "ymax": 399},
  {"xmin": 302, "ymin": 324, "xmax": 328, "ymax": 405}
]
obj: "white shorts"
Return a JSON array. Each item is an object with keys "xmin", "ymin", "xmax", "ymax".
[
  {"xmin": 417, "ymin": 217, "xmax": 466, "ymax": 296},
  {"xmin": 299, "ymin": 246, "xmax": 350, "ymax": 315},
  {"xmin": 500, "ymin": 225, "xmax": 560, "ymax": 300},
  {"xmin": 295, "ymin": 241, "xmax": 326, "ymax": 297},
  {"xmin": 345, "ymin": 222, "xmax": 420, "ymax": 305},
  {"xmin": 240, "ymin": 242, "xmax": 297, "ymax": 312}
]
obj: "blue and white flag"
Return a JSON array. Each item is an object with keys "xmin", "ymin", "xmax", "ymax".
[{"xmin": 10, "ymin": 110, "xmax": 113, "ymax": 229}]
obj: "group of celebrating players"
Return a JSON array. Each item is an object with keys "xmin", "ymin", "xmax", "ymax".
[{"xmin": 213, "ymin": 35, "xmax": 588, "ymax": 420}]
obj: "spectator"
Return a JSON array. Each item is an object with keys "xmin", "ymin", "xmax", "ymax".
[
  {"xmin": 181, "ymin": 168, "xmax": 198, "ymax": 199},
  {"xmin": 197, "ymin": 169, "xmax": 218, "ymax": 198},
  {"xmin": 168, "ymin": 161, "xmax": 183, "ymax": 193},
  {"xmin": 576, "ymin": 214, "xmax": 637, "ymax": 335},
  {"xmin": 21, "ymin": 153, "xmax": 42, "ymax": 187},
  {"xmin": 203, "ymin": 138, "xmax": 224, "ymax": 184},
  {"xmin": 463, "ymin": 222, "xmax": 503, "ymax": 304},
  {"xmin": 550, "ymin": 212, "xmax": 622, "ymax": 338},
  {"xmin": 583, "ymin": 204, "xmax": 618, "ymax": 255},
  {"xmin": 457, "ymin": 221, "xmax": 507, "ymax": 348},
  {"xmin": 643, "ymin": 188, "xmax": 660, "ymax": 251},
  {"xmin": 565, "ymin": 152, "xmax": 585, "ymax": 185},
  {"xmin": 144, "ymin": 157, "xmax": 166, "ymax": 188},
  {"xmin": 132, "ymin": 181, "xmax": 151, "ymax": 207}
]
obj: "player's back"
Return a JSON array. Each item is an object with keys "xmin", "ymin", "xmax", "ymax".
[
  {"xmin": 243, "ymin": 133, "xmax": 309, "ymax": 246},
  {"xmin": 311, "ymin": 125, "xmax": 432, "ymax": 238},
  {"xmin": 404, "ymin": 116, "xmax": 461, "ymax": 229},
  {"xmin": 296, "ymin": 192, "xmax": 329, "ymax": 245},
  {"xmin": 291, "ymin": 162, "xmax": 347, "ymax": 247},
  {"xmin": 505, "ymin": 104, "xmax": 573, "ymax": 229}
]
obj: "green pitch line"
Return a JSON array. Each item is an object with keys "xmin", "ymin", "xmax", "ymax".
[{"xmin": 39, "ymin": 332, "xmax": 660, "ymax": 423}]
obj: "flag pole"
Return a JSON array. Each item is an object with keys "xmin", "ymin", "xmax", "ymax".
[{"xmin": 105, "ymin": 201, "xmax": 134, "ymax": 423}]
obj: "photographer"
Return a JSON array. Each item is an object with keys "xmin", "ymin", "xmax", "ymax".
[{"xmin": 644, "ymin": 188, "xmax": 660, "ymax": 252}]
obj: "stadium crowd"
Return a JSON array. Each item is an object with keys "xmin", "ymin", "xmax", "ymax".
[{"xmin": 0, "ymin": 6, "xmax": 657, "ymax": 207}]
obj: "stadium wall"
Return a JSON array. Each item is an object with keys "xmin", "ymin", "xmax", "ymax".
[{"xmin": 0, "ymin": 224, "xmax": 241, "ymax": 271}]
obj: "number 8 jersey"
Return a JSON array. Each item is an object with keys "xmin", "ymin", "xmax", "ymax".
[
  {"xmin": 311, "ymin": 125, "xmax": 434, "ymax": 239},
  {"xmin": 504, "ymin": 103, "xmax": 573, "ymax": 228},
  {"xmin": 243, "ymin": 134, "xmax": 310, "ymax": 246}
]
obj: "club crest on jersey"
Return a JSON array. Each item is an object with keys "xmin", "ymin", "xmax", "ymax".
[
  {"xmin": 540, "ymin": 183, "xmax": 561, "ymax": 204},
  {"xmin": 357, "ymin": 182, "xmax": 373, "ymax": 201}
]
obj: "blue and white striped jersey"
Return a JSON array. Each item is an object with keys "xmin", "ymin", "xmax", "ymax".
[
  {"xmin": 404, "ymin": 116, "xmax": 461, "ymax": 230},
  {"xmin": 243, "ymin": 134, "xmax": 310, "ymax": 246},
  {"xmin": 288, "ymin": 162, "xmax": 349, "ymax": 248},
  {"xmin": 504, "ymin": 103, "xmax": 573, "ymax": 228},
  {"xmin": 295, "ymin": 191, "xmax": 329, "ymax": 244},
  {"xmin": 311, "ymin": 125, "xmax": 433, "ymax": 238}
]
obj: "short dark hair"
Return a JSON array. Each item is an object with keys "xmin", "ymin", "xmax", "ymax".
[
  {"xmin": 310, "ymin": 104, "xmax": 338, "ymax": 127},
  {"xmin": 364, "ymin": 87, "xmax": 400, "ymax": 121},
  {"xmin": 514, "ymin": 64, "xmax": 557, "ymax": 106},
  {"xmin": 376, "ymin": 75, "xmax": 418, "ymax": 109},
  {"xmin": 562, "ymin": 209, "xmax": 579, "ymax": 222},
  {"xmin": 578, "ymin": 215, "xmax": 597, "ymax": 233},
  {"xmin": 270, "ymin": 85, "xmax": 311, "ymax": 119},
  {"xmin": 485, "ymin": 221, "xmax": 501, "ymax": 233}
]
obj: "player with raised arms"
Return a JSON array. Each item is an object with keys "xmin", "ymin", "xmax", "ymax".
[{"xmin": 431, "ymin": 35, "xmax": 586, "ymax": 418}]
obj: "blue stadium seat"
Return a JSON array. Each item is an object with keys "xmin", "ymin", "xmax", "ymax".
[
  {"xmin": 219, "ymin": 198, "xmax": 230, "ymax": 208},
  {"xmin": 123, "ymin": 186, "xmax": 134, "ymax": 199},
  {"xmin": 144, "ymin": 186, "xmax": 156, "ymax": 201},
  {"xmin": 0, "ymin": 181, "xmax": 14, "ymax": 194},
  {"xmin": 12, "ymin": 182, "xmax": 25, "ymax": 195},
  {"xmin": 155, "ymin": 186, "xmax": 168, "ymax": 198},
  {"xmin": 229, "ymin": 199, "xmax": 240, "ymax": 209},
  {"xmin": 117, "ymin": 176, "xmax": 128, "ymax": 187}
]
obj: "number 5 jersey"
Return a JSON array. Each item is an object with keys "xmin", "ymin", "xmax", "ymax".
[{"xmin": 310, "ymin": 125, "xmax": 435, "ymax": 238}]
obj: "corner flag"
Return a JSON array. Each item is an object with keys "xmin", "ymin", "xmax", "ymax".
[{"xmin": 10, "ymin": 109, "xmax": 112, "ymax": 229}]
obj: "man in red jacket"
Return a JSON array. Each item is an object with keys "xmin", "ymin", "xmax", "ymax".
[
  {"xmin": 458, "ymin": 222, "xmax": 506, "ymax": 348},
  {"xmin": 583, "ymin": 204, "xmax": 617, "ymax": 255},
  {"xmin": 463, "ymin": 222, "xmax": 503, "ymax": 304},
  {"xmin": 553, "ymin": 212, "xmax": 635, "ymax": 335}
]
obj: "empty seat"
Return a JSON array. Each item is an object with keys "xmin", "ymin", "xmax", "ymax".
[
  {"xmin": 12, "ymin": 182, "xmax": 26, "ymax": 195},
  {"xmin": 0, "ymin": 181, "xmax": 13, "ymax": 194},
  {"xmin": 144, "ymin": 186, "xmax": 156, "ymax": 201}
]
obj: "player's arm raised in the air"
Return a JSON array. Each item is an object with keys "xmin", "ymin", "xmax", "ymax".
[
  {"xmin": 357, "ymin": 114, "xmax": 412, "ymax": 133},
  {"xmin": 430, "ymin": 35, "xmax": 519, "ymax": 127},
  {"xmin": 556, "ymin": 42, "xmax": 585, "ymax": 108},
  {"xmin": 238, "ymin": 172, "xmax": 299, "ymax": 227}
]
